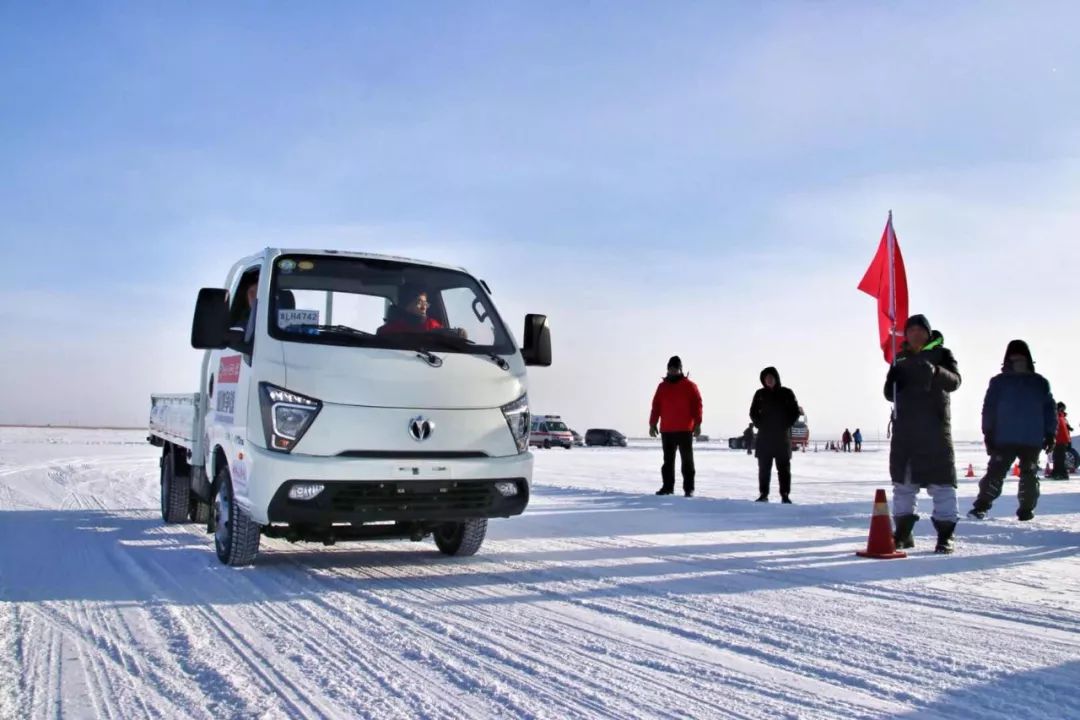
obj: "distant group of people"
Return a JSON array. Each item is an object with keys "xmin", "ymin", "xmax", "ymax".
[
  {"xmin": 825, "ymin": 429, "xmax": 863, "ymax": 452},
  {"xmin": 840, "ymin": 428, "xmax": 863, "ymax": 452},
  {"xmin": 646, "ymin": 312, "xmax": 1073, "ymax": 556}
]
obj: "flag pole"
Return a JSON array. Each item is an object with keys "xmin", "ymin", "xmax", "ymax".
[{"xmin": 888, "ymin": 210, "xmax": 898, "ymax": 419}]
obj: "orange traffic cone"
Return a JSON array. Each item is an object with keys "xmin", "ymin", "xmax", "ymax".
[
  {"xmin": 856, "ymin": 489, "xmax": 907, "ymax": 559},
  {"xmin": 965, "ymin": 463, "xmax": 975, "ymax": 478},
  {"xmin": 1013, "ymin": 463, "xmax": 1020, "ymax": 477}
]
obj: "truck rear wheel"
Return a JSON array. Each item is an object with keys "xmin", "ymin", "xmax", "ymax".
[
  {"xmin": 213, "ymin": 466, "xmax": 260, "ymax": 566},
  {"xmin": 433, "ymin": 519, "xmax": 487, "ymax": 556},
  {"xmin": 161, "ymin": 448, "xmax": 191, "ymax": 524}
]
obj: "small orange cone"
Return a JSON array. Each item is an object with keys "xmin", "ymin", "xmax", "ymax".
[
  {"xmin": 1013, "ymin": 463, "xmax": 1020, "ymax": 477},
  {"xmin": 856, "ymin": 489, "xmax": 907, "ymax": 559},
  {"xmin": 965, "ymin": 463, "xmax": 975, "ymax": 478}
]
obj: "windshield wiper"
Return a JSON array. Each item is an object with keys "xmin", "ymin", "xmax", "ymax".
[
  {"xmin": 296, "ymin": 324, "xmax": 374, "ymax": 338},
  {"xmin": 419, "ymin": 333, "xmax": 510, "ymax": 371}
]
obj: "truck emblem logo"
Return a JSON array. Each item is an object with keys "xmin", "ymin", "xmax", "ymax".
[{"xmin": 409, "ymin": 416, "xmax": 434, "ymax": 442}]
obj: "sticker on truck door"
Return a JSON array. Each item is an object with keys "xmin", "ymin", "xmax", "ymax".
[{"xmin": 214, "ymin": 355, "xmax": 242, "ymax": 424}]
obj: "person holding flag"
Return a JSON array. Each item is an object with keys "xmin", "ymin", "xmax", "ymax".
[
  {"xmin": 885, "ymin": 315, "xmax": 962, "ymax": 553},
  {"xmin": 859, "ymin": 214, "xmax": 962, "ymax": 554}
]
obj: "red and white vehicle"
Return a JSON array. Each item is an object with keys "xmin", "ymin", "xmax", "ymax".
[
  {"xmin": 529, "ymin": 415, "xmax": 574, "ymax": 450},
  {"xmin": 791, "ymin": 410, "xmax": 810, "ymax": 452}
]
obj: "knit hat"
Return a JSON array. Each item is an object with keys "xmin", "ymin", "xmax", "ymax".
[
  {"xmin": 905, "ymin": 314, "xmax": 931, "ymax": 334},
  {"xmin": 1058, "ymin": 401, "xmax": 1067, "ymax": 412},
  {"xmin": 667, "ymin": 356, "xmax": 683, "ymax": 371}
]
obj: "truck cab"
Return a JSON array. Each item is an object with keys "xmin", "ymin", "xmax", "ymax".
[
  {"xmin": 529, "ymin": 415, "xmax": 574, "ymax": 449},
  {"xmin": 152, "ymin": 249, "xmax": 551, "ymax": 566}
]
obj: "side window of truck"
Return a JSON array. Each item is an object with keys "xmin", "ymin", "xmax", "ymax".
[{"xmin": 440, "ymin": 287, "xmax": 496, "ymax": 346}]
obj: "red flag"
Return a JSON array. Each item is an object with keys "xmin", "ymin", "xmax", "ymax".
[{"xmin": 858, "ymin": 214, "xmax": 909, "ymax": 364}]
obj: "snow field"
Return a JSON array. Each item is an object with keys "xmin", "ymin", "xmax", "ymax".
[{"xmin": 0, "ymin": 428, "xmax": 1077, "ymax": 719}]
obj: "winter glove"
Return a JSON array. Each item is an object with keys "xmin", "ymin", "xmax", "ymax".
[
  {"xmin": 649, "ymin": 425, "xmax": 659, "ymax": 439},
  {"xmin": 886, "ymin": 365, "xmax": 904, "ymax": 391},
  {"xmin": 693, "ymin": 423, "xmax": 702, "ymax": 438}
]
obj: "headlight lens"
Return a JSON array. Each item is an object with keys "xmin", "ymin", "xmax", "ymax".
[
  {"xmin": 501, "ymin": 394, "xmax": 530, "ymax": 453},
  {"xmin": 259, "ymin": 383, "xmax": 322, "ymax": 452}
]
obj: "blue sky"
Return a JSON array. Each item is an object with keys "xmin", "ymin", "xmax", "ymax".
[{"xmin": 2, "ymin": 2, "xmax": 1079, "ymax": 439}]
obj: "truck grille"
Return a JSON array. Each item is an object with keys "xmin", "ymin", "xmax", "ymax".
[{"xmin": 329, "ymin": 481, "xmax": 495, "ymax": 514}]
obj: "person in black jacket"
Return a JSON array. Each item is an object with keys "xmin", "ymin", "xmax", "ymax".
[
  {"xmin": 742, "ymin": 423, "xmax": 754, "ymax": 455},
  {"xmin": 885, "ymin": 315, "xmax": 962, "ymax": 554},
  {"xmin": 750, "ymin": 367, "xmax": 801, "ymax": 503},
  {"xmin": 968, "ymin": 340, "xmax": 1057, "ymax": 521}
]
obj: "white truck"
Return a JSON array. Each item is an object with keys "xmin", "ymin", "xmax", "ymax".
[{"xmin": 149, "ymin": 249, "xmax": 551, "ymax": 566}]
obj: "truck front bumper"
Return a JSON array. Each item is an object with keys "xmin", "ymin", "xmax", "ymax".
[{"xmin": 243, "ymin": 445, "xmax": 533, "ymax": 525}]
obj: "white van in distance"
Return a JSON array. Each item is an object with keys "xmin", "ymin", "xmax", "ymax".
[
  {"xmin": 529, "ymin": 415, "xmax": 574, "ymax": 449},
  {"xmin": 148, "ymin": 249, "xmax": 551, "ymax": 566}
]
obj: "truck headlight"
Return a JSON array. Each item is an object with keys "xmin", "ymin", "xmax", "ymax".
[
  {"xmin": 259, "ymin": 383, "xmax": 322, "ymax": 452},
  {"xmin": 501, "ymin": 394, "xmax": 530, "ymax": 454}
]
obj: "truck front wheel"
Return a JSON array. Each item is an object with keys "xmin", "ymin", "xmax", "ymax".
[
  {"xmin": 213, "ymin": 466, "xmax": 260, "ymax": 566},
  {"xmin": 433, "ymin": 519, "xmax": 487, "ymax": 556},
  {"xmin": 161, "ymin": 448, "xmax": 191, "ymax": 524}
]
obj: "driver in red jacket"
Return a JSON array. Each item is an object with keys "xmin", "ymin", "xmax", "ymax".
[
  {"xmin": 377, "ymin": 286, "xmax": 444, "ymax": 335},
  {"xmin": 649, "ymin": 356, "xmax": 703, "ymax": 497}
]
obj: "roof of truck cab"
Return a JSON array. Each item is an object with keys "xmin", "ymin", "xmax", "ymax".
[{"xmin": 268, "ymin": 248, "xmax": 468, "ymax": 273}]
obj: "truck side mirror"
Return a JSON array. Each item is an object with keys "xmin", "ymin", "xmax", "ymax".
[
  {"xmin": 191, "ymin": 288, "xmax": 230, "ymax": 349},
  {"xmin": 521, "ymin": 314, "xmax": 552, "ymax": 367}
]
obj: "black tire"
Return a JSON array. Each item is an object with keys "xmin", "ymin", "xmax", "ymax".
[
  {"xmin": 543, "ymin": 440, "xmax": 551, "ymax": 449},
  {"xmin": 189, "ymin": 499, "xmax": 211, "ymax": 524},
  {"xmin": 213, "ymin": 465, "xmax": 260, "ymax": 566},
  {"xmin": 161, "ymin": 448, "xmax": 191, "ymax": 524},
  {"xmin": 433, "ymin": 519, "xmax": 487, "ymax": 556},
  {"xmin": 1067, "ymin": 446, "xmax": 1079, "ymax": 474}
]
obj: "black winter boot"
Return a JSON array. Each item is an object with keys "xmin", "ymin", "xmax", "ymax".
[
  {"xmin": 893, "ymin": 514, "xmax": 918, "ymax": 550},
  {"xmin": 932, "ymin": 519, "xmax": 956, "ymax": 554}
]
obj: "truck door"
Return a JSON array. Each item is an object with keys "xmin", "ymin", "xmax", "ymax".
[{"xmin": 207, "ymin": 264, "xmax": 260, "ymax": 504}]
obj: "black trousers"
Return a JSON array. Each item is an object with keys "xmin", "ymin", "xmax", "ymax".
[
  {"xmin": 661, "ymin": 432, "xmax": 695, "ymax": 492},
  {"xmin": 973, "ymin": 446, "xmax": 1040, "ymax": 513},
  {"xmin": 758, "ymin": 454, "xmax": 791, "ymax": 498},
  {"xmin": 1052, "ymin": 443, "xmax": 1070, "ymax": 478}
]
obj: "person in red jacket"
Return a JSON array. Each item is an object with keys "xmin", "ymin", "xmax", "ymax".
[
  {"xmin": 377, "ymin": 286, "xmax": 446, "ymax": 336},
  {"xmin": 649, "ymin": 356, "xmax": 703, "ymax": 497},
  {"xmin": 1051, "ymin": 402, "xmax": 1073, "ymax": 479}
]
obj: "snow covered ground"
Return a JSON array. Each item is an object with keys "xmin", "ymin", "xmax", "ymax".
[{"xmin": 1, "ymin": 427, "xmax": 1077, "ymax": 719}]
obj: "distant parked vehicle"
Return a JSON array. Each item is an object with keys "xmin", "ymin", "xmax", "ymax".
[
  {"xmin": 791, "ymin": 410, "xmax": 810, "ymax": 452},
  {"xmin": 585, "ymin": 429, "xmax": 628, "ymax": 447},
  {"xmin": 1067, "ymin": 436, "xmax": 1080, "ymax": 474},
  {"xmin": 729, "ymin": 434, "xmax": 755, "ymax": 450},
  {"xmin": 570, "ymin": 429, "xmax": 585, "ymax": 447},
  {"xmin": 695, "ymin": 434, "xmax": 710, "ymax": 443},
  {"xmin": 530, "ymin": 415, "xmax": 574, "ymax": 449}
]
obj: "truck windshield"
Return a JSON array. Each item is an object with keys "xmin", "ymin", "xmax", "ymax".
[{"xmin": 268, "ymin": 254, "xmax": 515, "ymax": 355}]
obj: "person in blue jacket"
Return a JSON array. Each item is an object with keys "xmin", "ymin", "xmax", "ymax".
[{"xmin": 968, "ymin": 340, "xmax": 1057, "ymax": 521}]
